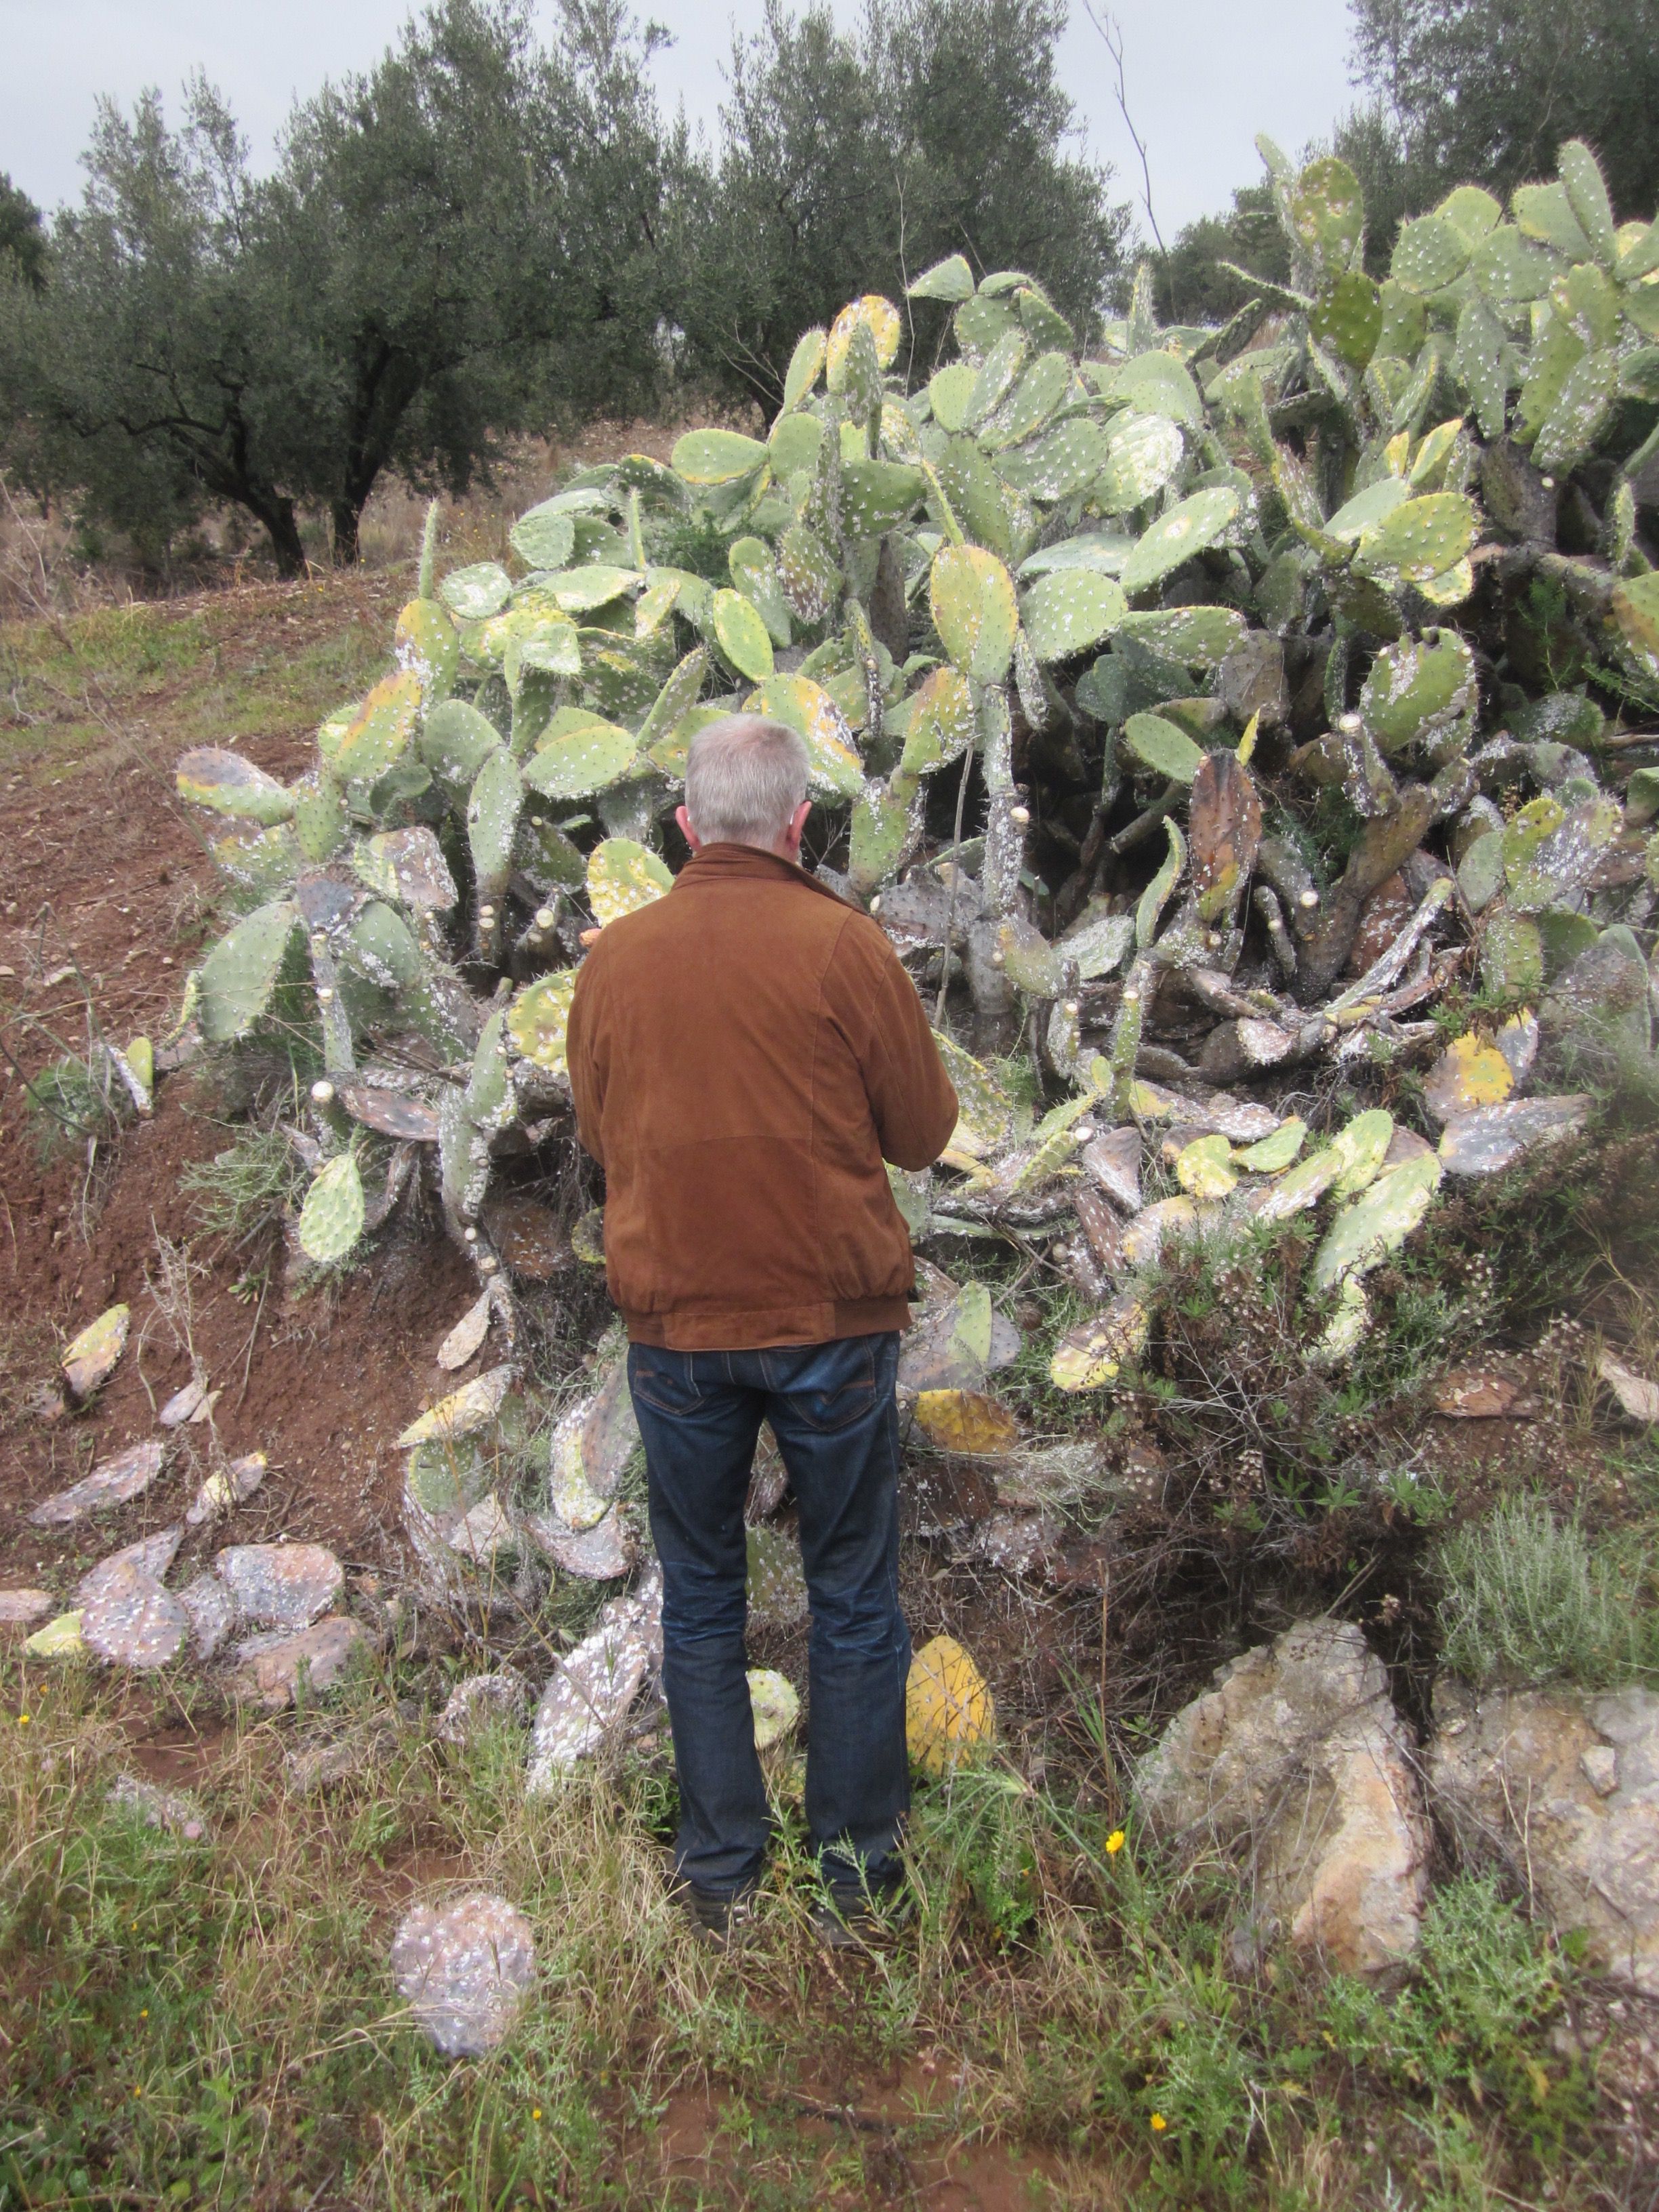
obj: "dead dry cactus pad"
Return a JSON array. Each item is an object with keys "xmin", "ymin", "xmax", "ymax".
[{"xmin": 391, "ymin": 1893, "xmax": 537, "ymax": 2057}]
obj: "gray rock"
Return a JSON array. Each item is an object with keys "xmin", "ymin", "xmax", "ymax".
[
  {"xmin": 28, "ymin": 1439, "xmax": 166, "ymax": 1526},
  {"xmin": 1428, "ymin": 1679, "xmax": 1659, "ymax": 1998},
  {"xmin": 438, "ymin": 1672, "xmax": 529, "ymax": 1746},
  {"xmin": 391, "ymin": 1892, "xmax": 536, "ymax": 2057},
  {"xmin": 1135, "ymin": 1618, "xmax": 1430, "ymax": 1977},
  {"xmin": 216, "ymin": 1542, "xmax": 344, "ymax": 1631}
]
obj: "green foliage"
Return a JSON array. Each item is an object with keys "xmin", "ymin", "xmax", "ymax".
[
  {"xmin": 180, "ymin": 1124, "xmax": 307, "ymax": 1245},
  {"xmin": 22, "ymin": 1052, "xmax": 126, "ymax": 1162},
  {"xmin": 0, "ymin": 171, "xmax": 47, "ymax": 292},
  {"xmin": 1436, "ymin": 1498, "xmax": 1659, "ymax": 1689}
]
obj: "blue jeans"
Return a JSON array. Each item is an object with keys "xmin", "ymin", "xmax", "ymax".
[{"xmin": 627, "ymin": 1331, "xmax": 911, "ymax": 1897}]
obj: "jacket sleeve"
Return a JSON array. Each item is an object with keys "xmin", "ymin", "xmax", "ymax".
[
  {"xmin": 840, "ymin": 923, "xmax": 959, "ymax": 1170},
  {"xmin": 565, "ymin": 955, "xmax": 607, "ymax": 1167}
]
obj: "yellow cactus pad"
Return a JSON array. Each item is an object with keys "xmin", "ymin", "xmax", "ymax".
[
  {"xmin": 60, "ymin": 1303, "xmax": 130, "ymax": 1401},
  {"xmin": 913, "ymin": 1389, "xmax": 1019, "ymax": 1455},
  {"xmin": 906, "ymin": 1635, "xmax": 995, "ymax": 1777}
]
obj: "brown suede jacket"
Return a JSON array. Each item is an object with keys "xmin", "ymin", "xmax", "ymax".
[{"xmin": 566, "ymin": 842, "xmax": 959, "ymax": 1350}]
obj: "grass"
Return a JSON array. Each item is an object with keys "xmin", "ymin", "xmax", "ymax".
[
  {"xmin": 0, "ymin": 1647, "xmax": 1631, "ymax": 2212},
  {"xmin": 178, "ymin": 1121, "xmax": 307, "ymax": 1248},
  {"xmin": 1435, "ymin": 1498, "xmax": 1659, "ymax": 1690}
]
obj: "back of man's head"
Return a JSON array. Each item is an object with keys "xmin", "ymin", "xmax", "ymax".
[{"xmin": 684, "ymin": 715, "xmax": 810, "ymax": 852}]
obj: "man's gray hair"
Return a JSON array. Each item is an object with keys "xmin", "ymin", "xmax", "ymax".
[{"xmin": 683, "ymin": 714, "xmax": 811, "ymax": 849}]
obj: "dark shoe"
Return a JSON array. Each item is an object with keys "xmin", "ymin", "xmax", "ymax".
[
  {"xmin": 809, "ymin": 1883, "xmax": 908, "ymax": 1951},
  {"xmin": 682, "ymin": 1880, "xmax": 760, "ymax": 1950}
]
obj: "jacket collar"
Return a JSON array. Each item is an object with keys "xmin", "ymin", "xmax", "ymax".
[{"xmin": 672, "ymin": 842, "xmax": 852, "ymax": 909}]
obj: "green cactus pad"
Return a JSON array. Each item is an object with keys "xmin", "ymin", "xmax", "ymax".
[
  {"xmin": 198, "ymin": 900, "xmax": 300, "ymax": 1042},
  {"xmin": 928, "ymin": 362, "xmax": 977, "ymax": 433},
  {"xmin": 962, "ymin": 328, "xmax": 1029, "ymax": 429},
  {"xmin": 1136, "ymin": 817, "xmax": 1187, "ymax": 946},
  {"xmin": 1469, "ymin": 223, "xmax": 1557, "ymax": 306},
  {"xmin": 1018, "ymin": 531, "xmax": 1133, "ymax": 581},
  {"xmin": 419, "ymin": 698, "xmax": 505, "ymax": 787},
  {"xmin": 347, "ymin": 901, "xmax": 424, "ymax": 992},
  {"xmin": 953, "ymin": 291, "xmax": 1017, "ymax": 359},
  {"xmin": 1612, "ymin": 573, "xmax": 1659, "ymax": 682},
  {"xmin": 1481, "ymin": 910, "xmax": 1546, "ymax": 996},
  {"xmin": 776, "ymin": 525, "xmax": 840, "ymax": 626},
  {"xmin": 781, "ymin": 325, "xmax": 827, "ymax": 409},
  {"xmin": 438, "ymin": 562, "xmax": 512, "ymax": 620},
  {"xmin": 849, "ymin": 780, "xmax": 920, "ymax": 897},
  {"xmin": 1058, "ymin": 907, "xmax": 1134, "ymax": 981},
  {"xmin": 986, "ymin": 350, "xmax": 1071, "ymax": 447},
  {"xmin": 506, "ymin": 970, "xmax": 578, "ymax": 1074},
  {"xmin": 1115, "ymin": 605, "xmax": 1248, "ymax": 670},
  {"xmin": 176, "ymin": 747, "xmax": 295, "ymax": 825},
  {"xmin": 1506, "ymin": 797, "xmax": 1622, "ymax": 914},
  {"xmin": 1235, "ymin": 1118, "xmax": 1307, "ymax": 1172},
  {"xmin": 1437, "ymin": 184, "xmax": 1502, "ymax": 248},
  {"xmin": 512, "ymin": 504, "xmax": 585, "ymax": 572},
  {"xmin": 996, "ymin": 415, "xmax": 1107, "ymax": 501},
  {"xmin": 1290, "ymin": 155, "xmax": 1364, "ymax": 274},
  {"xmin": 1020, "ymin": 569, "xmax": 1127, "ymax": 662},
  {"xmin": 393, "ymin": 597, "xmax": 460, "ymax": 701},
  {"xmin": 298, "ymin": 1153, "xmax": 366, "ymax": 1267},
  {"xmin": 1557, "ymin": 139, "xmax": 1616, "ymax": 267},
  {"xmin": 1110, "ymin": 351, "xmax": 1205, "ymax": 430},
  {"xmin": 398, "ymin": 1365, "xmax": 514, "ymax": 1448},
  {"xmin": 725, "ymin": 539, "xmax": 791, "ymax": 647},
  {"xmin": 932, "ymin": 1031, "xmax": 1018, "ymax": 1160},
  {"xmin": 1391, "ymin": 213, "xmax": 1472, "ymax": 296},
  {"xmin": 1120, "ymin": 487, "xmax": 1241, "ymax": 596},
  {"xmin": 899, "ymin": 666, "xmax": 976, "ymax": 777},
  {"xmin": 768, "ymin": 409, "xmax": 823, "ymax": 478},
  {"xmin": 523, "ymin": 720, "xmax": 637, "ymax": 802},
  {"xmin": 825, "ymin": 293, "xmax": 901, "ymax": 385},
  {"xmin": 1453, "ymin": 295, "xmax": 1511, "ymax": 440},
  {"xmin": 928, "ymin": 544, "xmax": 1019, "ymax": 684},
  {"xmin": 1532, "ymin": 347, "xmax": 1618, "ymax": 475},
  {"xmin": 1122, "ymin": 712, "xmax": 1205, "ymax": 783},
  {"xmin": 587, "ymin": 838, "xmax": 672, "ymax": 928},
  {"xmin": 744, "ymin": 675, "xmax": 864, "ymax": 797},
  {"xmin": 323, "ymin": 673, "xmax": 421, "ymax": 784},
  {"xmin": 840, "ymin": 459, "xmax": 926, "ymax": 537},
  {"xmin": 1017, "ymin": 283, "xmax": 1074, "ymax": 350},
  {"xmin": 907, "ymin": 251, "xmax": 975, "ymax": 303},
  {"xmin": 546, "ymin": 565, "xmax": 638, "ymax": 615},
  {"xmin": 502, "ymin": 615, "xmax": 581, "ymax": 685},
  {"xmin": 467, "ymin": 751, "xmax": 524, "ymax": 895},
  {"xmin": 1311, "ymin": 1153, "xmax": 1441, "ymax": 1294},
  {"xmin": 1360, "ymin": 632, "xmax": 1477, "ymax": 757},
  {"xmin": 1309, "ymin": 270, "xmax": 1382, "ymax": 370},
  {"xmin": 671, "ymin": 428, "xmax": 769, "ymax": 485},
  {"xmin": 1353, "ymin": 493, "xmax": 1477, "ymax": 588},
  {"xmin": 1092, "ymin": 411, "xmax": 1185, "ymax": 512}
]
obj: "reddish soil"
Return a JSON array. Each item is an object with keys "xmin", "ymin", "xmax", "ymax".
[{"xmin": 0, "ymin": 575, "xmax": 481, "ymax": 1600}]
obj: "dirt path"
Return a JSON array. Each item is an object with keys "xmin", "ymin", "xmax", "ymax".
[{"xmin": 0, "ymin": 576, "xmax": 476, "ymax": 1594}]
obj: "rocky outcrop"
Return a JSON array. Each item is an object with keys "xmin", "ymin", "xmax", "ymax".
[
  {"xmin": 1135, "ymin": 1618, "xmax": 1431, "ymax": 1976},
  {"xmin": 1428, "ymin": 1679, "xmax": 1659, "ymax": 1997}
]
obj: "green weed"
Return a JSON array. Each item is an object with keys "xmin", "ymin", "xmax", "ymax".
[{"xmin": 1435, "ymin": 1498, "xmax": 1659, "ymax": 1689}]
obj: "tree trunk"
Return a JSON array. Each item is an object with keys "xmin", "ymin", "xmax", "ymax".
[
  {"xmin": 331, "ymin": 499, "xmax": 361, "ymax": 566},
  {"xmin": 260, "ymin": 497, "xmax": 308, "ymax": 581}
]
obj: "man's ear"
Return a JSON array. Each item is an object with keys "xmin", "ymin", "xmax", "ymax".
[
  {"xmin": 675, "ymin": 804, "xmax": 701, "ymax": 852},
  {"xmin": 784, "ymin": 799, "xmax": 811, "ymax": 857}
]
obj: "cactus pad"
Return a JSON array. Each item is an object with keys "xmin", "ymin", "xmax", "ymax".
[
  {"xmin": 586, "ymin": 838, "xmax": 672, "ymax": 927},
  {"xmin": 398, "ymin": 1365, "xmax": 514, "ymax": 1448},
  {"xmin": 850, "ymin": 779, "xmax": 920, "ymax": 897},
  {"xmin": 906, "ymin": 1635, "xmax": 994, "ymax": 1776},
  {"xmin": 908, "ymin": 251, "xmax": 975, "ymax": 303},
  {"xmin": 298, "ymin": 1153, "xmax": 366, "ymax": 1265},
  {"xmin": 1612, "ymin": 573, "xmax": 1659, "ymax": 682},
  {"xmin": 839, "ymin": 458, "xmax": 926, "ymax": 536},
  {"xmin": 466, "ymin": 750, "xmax": 524, "ymax": 895},
  {"xmin": 1050, "ymin": 1291, "xmax": 1149, "ymax": 1393},
  {"xmin": 1391, "ymin": 213, "xmax": 1472, "ymax": 296},
  {"xmin": 176, "ymin": 747, "xmax": 295, "ymax": 825},
  {"xmin": 775, "ymin": 523, "xmax": 840, "ymax": 626},
  {"xmin": 747, "ymin": 1668, "xmax": 800, "ymax": 1750},
  {"xmin": 671, "ymin": 428, "xmax": 769, "ymax": 485},
  {"xmin": 1120, "ymin": 486, "xmax": 1241, "ymax": 596},
  {"xmin": 899, "ymin": 665, "xmax": 976, "ymax": 776},
  {"xmin": 929, "ymin": 544, "xmax": 1019, "ymax": 683},
  {"xmin": 1093, "ymin": 411, "xmax": 1184, "ymax": 511},
  {"xmin": 1359, "ymin": 632, "xmax": 1477, "ymax": 757},
  {"xmin": 60, "ymin": 1302, "xmax": 130, "ymax": 1401},
  {"xmin": 1311, "ymin": 1153, "xmax": 1442, "ymax": 1294},
  {"xmin": 358, "ymin": 825, "xmax": 457, "ymax": 913},
  {"xmin": 825, "ymin": 293, "xmax": 901, "ymax": 384},
  {"xmin": 323, "ymin": 673, "xmax": 421, "ymax": 784},
  {"xmin": 1309, "ymin": 270, "xmax": 1382, "ymax": 369},
  {"xmin": 1020, "ymin": 569, "xmax": 1126, "ymax": 662},
  {"xmin": 744, "ymin": 674, "xmax": 863, "ymax": 796},
  {"xmin": 199, "ymin": 899, "xmax": 300, "ymax": 1042},
  {"xmin": 523, "ymin": 719, "xmax": 637, "ymax": 801},
  {"xmin": 996, "ymin": 415, "xmax": 1106, "ymax": 501},
  {"xmin": 438, "ymin": 562, "xmax": 512, "ymax": 619},
  {"xmin": 1353, "ymin": 493, "xmax": 1477, "ymax": 588},
  {"xmin": 1122, "ymin": 712, "xmax": 1204, "ymax": 783},
  {"xmin": 506, "ymin": 970, "xmax": 578, "ymax": 1074},
  {"xmin": 394, "ymin": 597, "xmax": 460, "ymax": 699}
]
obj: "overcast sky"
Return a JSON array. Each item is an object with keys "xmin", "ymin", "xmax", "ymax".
[{"xmin": 1, "ymin": 1, "xmax": 1357, "ymax": 237}]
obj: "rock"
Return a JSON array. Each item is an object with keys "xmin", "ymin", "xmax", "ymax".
[
  {"xmin": 438, "ymin": 1672, "xmax": 529, "ymax": 1746},
  {"xmin": 1437, "ymin": 1094, "xmax": 1592, "ymax": 1175},
  {"xmin": 28, "ymin": 1438, "xmax": 166, "ymax": 1526},
  {"xmin": 1599, "ymin": 1351, "xmax": 1659, "ymax": 1425},
  {"xmin": 76, "ymin": 1528, "xmax": 184, "ymax": 1605},
  {"xmin": 0, "ymin": 1589, "xmax": 55, "ymax": 1629},
  {"xmin": 1135, "ymin": 1619, "xmax": 1430, "ymax": 1977},
  {"xmin": 176, "ymin": 1572, "xmax": 238, "ymax": 1660},
  {"xmin": 216, "ymin": 1542, "xmax": 344, "ymax": 1631},
  {"xmin": 1433, "ymin": 1367, "xmax": 1531, "ymax": 1418},
  {"xmin": 108, "ymin": 1771, "xmax": 205, "ymax": 1840},
  {"xmin": 392, "ymin": 1893, "xmax": 536, "ymax": 2056},
  {"xmin": 184, "ymin": 1452, "xmax": 267, "ymax": 1527},
  {"xmin": 239, "ymin": 1616, "xmax": 369, "ymax": 1708},
  {"xmin": 1428, "ymin": 1679, "xmax": 1659, "ymax": 1997},
  {"xmin": 526, "ymin": 1568, "xmax": 662, "ymax": 1793},
  {"xmin": 81, "ymin": 1563, "xmax": 188, "ymax": 1672},
  {"xmin": 520, "ymin": 1504, "xmax": 634, "ymax": 1580}
]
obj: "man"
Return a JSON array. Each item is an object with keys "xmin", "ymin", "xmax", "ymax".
[{"xmin": 566, "ymin": 714, "xmax": 958, "ymax": 1944}]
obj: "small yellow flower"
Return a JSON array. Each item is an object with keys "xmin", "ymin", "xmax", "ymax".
[
  {"xmin": 1150, "ymin": 2112, "xmax": 1168, "ymax": 2133},
  {"xmin": 140, "ymin": 2009, "xmax": 149, "ymax": 2020},
  {"xmin": 1105, "ymin": 1829, "xmax": 1126, "ymax": 1855},
  {"xmin": 134, "ymin": 2085, "xmax": 143, "ymax": 2100},
  {"xmin": 531, "ymin": 2108, "xmax": 542, "ymax": 2123},
  {"xmin": 17, "ymin": 1713, "xmax": 30, "ymax": 1726}
]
